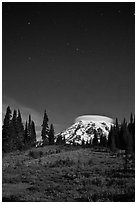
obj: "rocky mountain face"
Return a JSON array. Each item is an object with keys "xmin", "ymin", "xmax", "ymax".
[{"xmin": 58, "ymin": 116, "xmax": 114, "ymax": 145}]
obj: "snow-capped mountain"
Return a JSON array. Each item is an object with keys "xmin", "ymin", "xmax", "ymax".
[{"xmin": 58, "ymin": 115, "xmax": 114, "ymax": 144}]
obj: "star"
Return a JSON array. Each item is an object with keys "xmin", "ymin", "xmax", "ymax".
[
  {"xmin": 27, "ymin": 21, "xmax": 31, "ymax": 25},
  {"xmin": 28, "ymin": 56, "xmax": 31, "ymax": 60},
  {"xmin": 72, "ymin": 48, "xmax": 81, "ymax": 56}
]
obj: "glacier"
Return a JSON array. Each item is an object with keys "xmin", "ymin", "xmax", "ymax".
[{"xmin": 58, "ymin": 115, "xmax": 114, "ymax": 145}]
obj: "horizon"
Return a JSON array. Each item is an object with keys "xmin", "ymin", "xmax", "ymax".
[{"xmin": 2, "ymin": 104, "xmax": 134, "ymax": 140}]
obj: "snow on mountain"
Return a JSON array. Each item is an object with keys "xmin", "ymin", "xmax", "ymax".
[{"xmin": 58, "ymin": 115, "xmax": 114, "ymax": 145}]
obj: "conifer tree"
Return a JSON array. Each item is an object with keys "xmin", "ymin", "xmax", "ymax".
[
  {"xmin": 30, "ymin": 120, "xmax": 37, "ymax": 147},
  {"xmin": 122, "ymin": 118, "xmax": 133, "ymax": 153},
  {"xmin": 62, "ymin": 136, "xmax": 66, "ymax": 145},
  {"xmin": 10, "ymin": 109, "xmax": 18, "ymax": 150},
  {"xmin": 27, "ymin": 114, "xmax": 32, "ymax": 147},
  {"xmin": 100, "ymin": 134, "xmax": 107, "ymax": 147},
  {"xmin": 132, "ymin": 115, "xmax": 135, "ymax": 152},
  {"xmin": 2, "ymin": 106, "xmax": 12, "ymax": 152},
  {"xmin": 92, "ymin": 132, "xmax": 98, "ymax": 146},
  {"xmin": 16, "ymin": 109, "xmax": 24, "ymax": 150},
  {"xmin": 72, "ymin": 138, "xmax": 76, "ymax": 146},
  {"xmin": 81, "ymin": 138, "xmax": 85, "ymax": 146},
  {"xmin": 24, "ymin": 121, "xmax": 28, "ymax": 148},
  {"xmin": 89, "ymin": 138, "xmax": 92, "ymax": 147},
  {"xmin": 86, "ymin": 140, "xmax": 89, "ymax": 147},
  {"xmin": 119, "ymin": 118, "xmax": 133, "ymax": 152},
  {"xmin": 110, "ymin": 129, "xmax": 116, "ymax": 152},
  {"xmin": 28, "ymin": 115, "xmax": 31, "ymax": 136},
  {"xmin": 119, "ymin": 118, "xmax": 127, "ymax": 150},
  {"xmin": 114, "ymin": 118, "xmax": 120, "ymax": 149},
  {"xmin": 100, "ymin": 134, "xmax": 103, "ymax": 146},
  {"xmin": 56, "ymin": 134, "xmax": 62, "ymax": 145},
  {"xmin": 122, "ymin": 118, "xmax": 128, "ymax": 144},
  {"xmin": 115, "ymin": 118, "xmax": 119, "ymax": 129},
  {"xmin": 107, "ymin": 125, "xmax": 116, "ymax": 151},
  {"xmin": 126, "ymin": 127, "xmax": 133, "ymax": 153},
  {"xmin": 128, "ymin": 113, "xmax": 135, "ymax": 152},
  {"xmin": 107, "ymin": 125, "xmax": 112, "ymax": 148},
  {"xmin": 41, "ymin": 110, "xmax": 49, "ymax": 145},
  {"xmin": 49, "ymin": 124, "xmax": 55, "ymax": 145},
  {"xmin": 130, "ymin": 112, "xmax": 133, "ymax": 124}
]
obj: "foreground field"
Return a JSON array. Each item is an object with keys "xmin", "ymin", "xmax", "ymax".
[{"xmin": 2, "ymin": 145, "xmax": 135, "ymax": 202}]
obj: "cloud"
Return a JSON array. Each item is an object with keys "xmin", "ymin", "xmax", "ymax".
[
  {"xmin": 2, "ymin": 96, "xmax": 65, "ymax": 136},
  {"xmin": 75, "ymin": 115, "xmax": 114, "ymax": 128}
]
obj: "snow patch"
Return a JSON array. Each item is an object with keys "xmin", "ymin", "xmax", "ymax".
[{"xmin": 59, "ymin": 115, "xmax": 114, "ymax": 144}]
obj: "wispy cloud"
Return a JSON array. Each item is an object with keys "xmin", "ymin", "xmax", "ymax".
[
  {"xmin": 2, "ymin": 96, "xmax": 43, "ymax": 139},
  {"xmin": 2, "ymin": 96, "xmax": 66, "ymax": 136}
]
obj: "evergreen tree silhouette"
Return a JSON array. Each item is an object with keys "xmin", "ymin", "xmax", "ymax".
[
  {"xmin": 92, "ymin": 132, "xmax": 98, "ymax": 146},
  {"xmin": 3, "ymin": 107, "xmax": 38, "ymax": 151},
  {"xmin": 111, "ymin": 128, "xmax": 116, "ymax": 152},
  {"xmin": 28, "ymin": 115, "xmax": 31, "ymax": 136},
  {"xmin": 85, "ymin": 140, "xmax": 89, "ymax": 147},
  {"xmin": 126, "ymin": 127, "xmax": 133, "ymax": 153},
  {"xmin": 100, "ymin": 134, "xmax": 103, "ymax": 146},
  {"xmin": 27, "ymin": 114, "xmax": 32, "ymax": 147},
  {"xmin": 24, "ymin": 121, "xmax": 28, "ymax": 148},
  {"xmin": 130, "ymin": 112, "xmax": 133, "ymax": 124},
  {"xmin": 56, "ymin": 134, "xmax": 63, "ymax": 145},
  {"xmin": 62, "ymin": 136, "xmax": 66, "ymax": 145},
  {"xmin": 119, "ymin": 118, "xmax": 133, "ymax": 152},
  {"xmin": 100, "ymin": 134, "xmax": 107, "ymax": 147},
  {"xmin": 81, "ymin": 138, "xmax": 85, "ymax": 146},
  {"xmin": 30, "ymin": 120, "xmax": 37, "ymax": 147},
  {"xmin": 2, "ymin": 106, "xmax": 12, "ymax": 152},
  {"xmin": 89, "ymin": 138, "xmax": 92, "ymax": 147},
  {"xmin": 122, "ymin": 118, "xmax": 133, "ymax": 153},
  {"xmin": 119, "ymin": 118, "xmax": 127, "ymax": 150},
  {"xmin": 49, "ymin": 124, "xmax": 55, "ymax": 145},
  {"xmin": 16, "ymin": 109, "xmax": 24, "ymax": 150},
  {"xmin": 132, "ymin": 115, "xmax": 135, "ymax": 152},
  {"xmin": 128, "ymin": 113, "xmax": 135, "ymax": 152},
  {"xmin": 114, "ymin": 118, "xmax": 120, "ymax": 149},
  {"xmin": 107, "ymin": 125, "xmax": 116, "ymax": 151},
  {"xmin": 10, "ymin": 109, "xmax": 18, "ymax": 150},
  {"xmin": 41, "ymin": 110, "xmax": 49, "ymax": 145},
  {"xmin": 107, "ymin": 125, "xmax": 112, "ymax": 148}
]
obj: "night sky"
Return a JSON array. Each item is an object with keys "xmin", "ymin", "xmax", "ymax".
[{"xmin": 2, "ymin": 2, "xmax": 135, "ymax": 136}]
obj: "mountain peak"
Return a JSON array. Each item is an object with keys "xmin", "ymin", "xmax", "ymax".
[{"xmin": 59, "ymin": 115, "xmax": 114, "ymax": 145}]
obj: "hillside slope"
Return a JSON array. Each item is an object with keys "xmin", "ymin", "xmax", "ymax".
[{"xmin": 2, "ymin": 145, "xmax": 135, "ymax": 202}]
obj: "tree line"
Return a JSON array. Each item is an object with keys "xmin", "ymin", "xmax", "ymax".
[
  {"xmin": 2, "ymin": 106, "xmax": 135, "ymax": 153},
  {"xmin": 108, "ymin": 113, "xmax": 135, "ymax": 153},
  {"xmin": 2, "ymin": 106, "xmax": 55, "ymax": 152},
  {"xmin": 78, "ymin": 113, "xmax": 135, "ymax": 153}
]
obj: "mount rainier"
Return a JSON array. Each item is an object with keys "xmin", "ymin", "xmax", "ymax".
[{"xmin": 58, "ymin": 115, "xmax": 114, "ymax": 145}]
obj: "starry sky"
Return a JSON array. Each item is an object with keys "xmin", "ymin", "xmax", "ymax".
[{"xmin": 2, "ymin": 2, "xmax": 135, "ymax": 136}]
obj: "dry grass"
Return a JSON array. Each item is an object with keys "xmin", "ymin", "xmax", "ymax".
[{"xmin": 2, "ymin": 145, "xmax": 135, "ymax": 202}]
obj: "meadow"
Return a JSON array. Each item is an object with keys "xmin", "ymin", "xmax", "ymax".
[{"xmin": 2, "ymin": 145, "xmax": 135, "ymax": 202}]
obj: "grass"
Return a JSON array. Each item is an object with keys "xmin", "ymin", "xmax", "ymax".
[
  {"xmin": 2, "ymin": 145, "xmax": 135, "ymax": 202},
  {"xmin": 28, "ymin": 150, "xmax": 43, "ymax": 159},
  {"xmin": 49, "ymin": 157, "xmax": 75, "ymax": 168}
]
